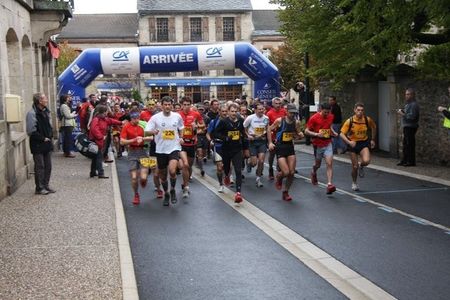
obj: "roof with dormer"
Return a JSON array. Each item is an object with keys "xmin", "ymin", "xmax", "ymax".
[{"xmin": 137, "ymin": 0, "xmax": 252, "ymax": 14}]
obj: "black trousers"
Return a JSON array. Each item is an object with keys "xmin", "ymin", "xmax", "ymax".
[
  {"xmin": 61, "ymin": 126, "xmax": 74, "ymax": 154},
  {"xmin": 223, "ymin": 150, "xmax": 243, "ymax": 193},
  {"xmin": 91, "ymin": 150, "xmax": 104, "ymax": 176},
  {"xmin": 402, "ymin": 127, "xmax": 417, "ymax": 164},
  {"xmin": 33, "ymin": 152, "xmax": 52, "ymax": 191}
]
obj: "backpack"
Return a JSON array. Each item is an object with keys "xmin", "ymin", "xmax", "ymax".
[{"xmin": 74, "ymin": 133, "xmax": 98, "ymax": 159}]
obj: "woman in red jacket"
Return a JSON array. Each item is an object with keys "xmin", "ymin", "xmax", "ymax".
[{"xmin": 89, "ymin": 105, "xmax": 122, "ymax": 178}]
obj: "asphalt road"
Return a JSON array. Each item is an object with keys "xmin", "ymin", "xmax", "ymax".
[{"xmin": 117, "ymin": 150, "xmax": 450, "ymax": 299}]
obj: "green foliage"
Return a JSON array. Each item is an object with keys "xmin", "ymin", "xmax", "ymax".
[
  {"xmin": 272, "ymin": 0, "xmax": 450, "ymax": 86},
  {"xmin": 417, "ymin": 43, "xmax": 450, "ymax": 80},
  {"xmin": 269, "ymin": 43, "xmax": 306, "ymax": 90},
  {"xmin": 56, "ymin": 41, "xmax": 79, "ymax": 75},
  {"xmin": 131, "ymin": 89, "xmax": 142, "ymax": 102}
]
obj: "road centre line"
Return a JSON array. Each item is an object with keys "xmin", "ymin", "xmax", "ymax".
[
  {"xmin": 356, "ymin": 187, "xmax": 448, "ymax": 195},
  {"xmin": 192, "ymin": 168, "xmax": 396, "ymax": 300}
]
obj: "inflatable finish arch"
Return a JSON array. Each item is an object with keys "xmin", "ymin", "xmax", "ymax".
[{"xmin": 58, "ymin": 42, "xmax": 280, "ymax": 101}]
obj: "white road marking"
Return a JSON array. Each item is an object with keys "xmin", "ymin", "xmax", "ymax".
[
  {"xmin": 192, "ymin": 168, "xmax": 397, "ymax": 300},
  {"xmin": 357, "ymin": 187, "xmax": 448, "ymax": 195},
  {"xmin": 112, "ymin": 163, "xmax": 139, "ymax": 300}
]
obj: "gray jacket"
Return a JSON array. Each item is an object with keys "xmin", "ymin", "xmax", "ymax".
[
  {"xmin": 60, "ymin": 103, "xmax": 77, "ymax": 127},
  {"xmin": 402, "ymin": 100, "xmax": 420, "ymax": 128}
]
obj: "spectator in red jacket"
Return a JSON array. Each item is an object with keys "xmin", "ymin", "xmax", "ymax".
[{"xmin": 89, "ymin": 105, "xmax": 122, "ymax": 178}]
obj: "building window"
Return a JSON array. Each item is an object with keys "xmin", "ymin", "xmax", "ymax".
[
  {"xmin": 157, "ymin": 18, "xmax": 169, "ymax": 42},
  {"xmin": 223, "ymin": 17, "xmax": 235, "ymax": 41},
  {"xmin": 190, "ymin": 17, "xmax": 202, "ymax": 42},
  {"xmin": 217, "ymin": 85, "xmax": 242, "ymax": 100},
  {"xmin": 223, "ymin": 69, "xmax": 236, "ymax": 76}
]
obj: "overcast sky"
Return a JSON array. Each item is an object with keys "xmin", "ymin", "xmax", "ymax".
[{"xmin": 73, "ymin": 0, "xmax": 281, "ymax": 14}]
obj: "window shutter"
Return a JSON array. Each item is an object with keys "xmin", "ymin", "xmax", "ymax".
[
  {"xmin": 168, "ymin": 17, "xmax": 176, "ymax": 42},
  {"xmin": 215, "ymin": 16, "xmax": 223, "ymax": 42},
  {"xmin": 202, "ymin": 17, "xmax": 209, "ymax": 42},
  {"xmin": 235, "ymin": 16, "xmax": 241, "ymax": 41},
  {"xmin": 148, "ymin": 16, "xmax": 156, "ymax": 42},
  {"xmin": 183, "ymin": 16, "xmax": 189, "ymax": 42}
]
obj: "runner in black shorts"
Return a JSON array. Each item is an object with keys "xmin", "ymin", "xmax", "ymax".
[
  {"xmin": 269, "ymin": 104, "xmax": 304, "ymax": 201},
  {"xmin": 145, "ymin": 96, "xmax": 184, "ymax": 206}
]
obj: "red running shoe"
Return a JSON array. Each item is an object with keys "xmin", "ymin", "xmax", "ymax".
[
  {"xmin": 234, "ymin": 192, "xmax": 243, "ymax": 203},
  {"xmin": 326, "ymin": 184, "xmax": 336, "ymax": 194},
  {"xmin": 310, "ymin": 171, "xmax": 318, "ymax": 185},
  {"xmin": 132, "ymin": 193, "xmax": 140, "ymax": 205},
  {"xmin": 275, "ymin": 173, "xmax": 283, "ymax": 190},
  {"xmin": 156, "ymin": 189, "xmax": 164, "ymax": 199},
  {"xmin": 282, "ymin": 191, "xmax": 292, "ymax": 201},
  {"xmin": 224, "ymin": 175, "xmax": 231, "ymax": 186}
]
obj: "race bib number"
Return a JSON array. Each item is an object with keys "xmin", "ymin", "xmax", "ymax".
[
  {"xmin": 183, "ymin": 127, "xmax": 193, "ymax": 137},
  {"xmin": 162, "ymin": 130, "xmax": 175, "ymax": 140},
  {"xmin": 319, "ymin": 129, "xmax": 331, "ymax": 139},
  {"xmin": 254, "ymin": 127, "xmax": 265, "ymax": 136},
  {"xmin": 228, "ymin": 130, "xmax": 240, "ymax": 141},
  {"xmin": 354, "ymin": 129, "xmax": 367, "ymax": 140},
  {"xmin": 140, "ymin": 157, "xmax": 156, "ymax": 168},
  {"xmin": 282, "ymin": 132, "xmax": 293, "ymax": 142}
]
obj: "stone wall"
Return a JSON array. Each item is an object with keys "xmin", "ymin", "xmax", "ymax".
[{"xmin": 318, "ymin": 75, "xmax": 450, "ymax": 166}]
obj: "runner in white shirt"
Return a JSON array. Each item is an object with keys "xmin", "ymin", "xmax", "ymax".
[
  {"xmin": 145, "ymin": 96, "xmax": 184, "ymax": 206},
  {"xmin": 243, "ymin": 103, "xmax": 271, "ymax": 187}
]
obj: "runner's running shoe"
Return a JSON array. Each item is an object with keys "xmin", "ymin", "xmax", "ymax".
[
  {"xmin": 310, "ymin": 171, "xmax": 318, "ymax": 185},
  {"xmin": 218, "ymin": 185, "xmax": 225, "ymax": 193},
  {"xmin": 234, "ymin": 192, "xmax": 243, "ymax": 203},
  {"xmin": 163, "ymin": 192, "xmax": 170, "ymax": 206},
  {"xmin": 156, "ymin": 189, "xmax": 164, "ymax": 199},
  {"xmin": 268, "ymin": 168, "xmax": 274, "ymax": 180},
  {"xmin": 352, "ymin": 183, "xmax": 360, "ymax": 191},
  {"xmin": 132, "ymin": 192, "xmax": 140, "ymax": 205},
  {"xmin": 224, "ymin": 175, "xmax": 231, "ymax": 186},
  {"xmin": 326, "ymin": 184, "xmax": 336, "ymax": 194},
  {"xmin": 170, "ymin": 189, "xmax": 177, "ymax": 204},
  {"xmin": 282, "ymin": 191, "xmax": 292, "ymax": 202},
  {"xmin": 182, "ymin": 186, "xmax": 190, "ymax": 198},
  {"xmin": 256, "ymin": 177, "xmax": 263, "ymax": 188}
]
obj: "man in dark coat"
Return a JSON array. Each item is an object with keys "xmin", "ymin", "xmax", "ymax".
[{"xmin": 26, "ymin": 93, "xmax": 55, "ymax": 194}]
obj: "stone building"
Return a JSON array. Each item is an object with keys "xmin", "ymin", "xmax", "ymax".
[
  {"xmin": 137, "ymin": 0, "xmax": 254, "ymax": 102},
  {"xmin": 0, "ymin": 0, "xmax": 72, "ymax": 200}
]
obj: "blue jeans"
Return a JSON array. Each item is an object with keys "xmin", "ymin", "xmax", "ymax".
[{"xmin": 331, "ymin": 123, "xmax": 344, "ymax": 153}]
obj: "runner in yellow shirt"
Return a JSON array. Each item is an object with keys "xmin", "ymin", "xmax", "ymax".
[{"xmin": 340, "ymin": 102, "xmax": 377, "ymax": 191}]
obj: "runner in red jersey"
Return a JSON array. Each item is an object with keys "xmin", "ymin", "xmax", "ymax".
[
  {"xmin": 266, "ymin": 97, "xmax": 287, "ymax": 180},
  {"xmin": 140, "ymin": 99, "xmax": 156, "ymax": 122},
  {"xmin": 305, "ymin": 103, "xmax": 338, "ymax": 194},
  {"xmin": 178, "ymin": 96, "xmax": 205, "ymax": 198}
]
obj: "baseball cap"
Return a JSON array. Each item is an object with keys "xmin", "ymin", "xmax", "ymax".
[{"xmin": 287, "ymin": 104, "xmax": 298, "ymax": 113}]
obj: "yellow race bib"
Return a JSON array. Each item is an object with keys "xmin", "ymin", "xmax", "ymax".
[
  {"xmin": 162, "ymin": 129, "xmax": 175, "ymax": 140},
  {"xmin": 254, "ymin": 127, "xmax": 265, "ymax": 136},
  {"xmin": 228, "ymin": 130, "xmax": 240, "ymax": 141},
  {"xmin": 183, "ymin": 127, "xmax": 193, "ymax": 136},
  {"xmin": 319, "ymin": 129, "xmax": 331, "ymax": 139},
  {"xmin": 282, "ymin": 132, "xmax": 293, "ymax": 142}
]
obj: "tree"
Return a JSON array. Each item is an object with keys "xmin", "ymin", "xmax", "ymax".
[
  {"xmin": 272, "ymin": 0, "xmax": 450, "ymax": 85},
  {"xmin": 56, "ymin": 41, "xmax": 80, "ymax": 76},
  {"xmin": 269, "ymin": 43, "xmax": 307, "ymax": 91}
]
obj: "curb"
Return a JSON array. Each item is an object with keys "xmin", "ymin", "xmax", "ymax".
[
  {"xmin": 296, "ymin": 146, "xmax": 450, "ymax": 187},
  {"xmin": 111, "ymin": 162, "xmax": 139, "ymax": 300}
]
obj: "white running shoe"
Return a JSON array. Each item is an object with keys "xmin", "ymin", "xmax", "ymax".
[
  {"xmin": 256, "ymin": 177, "xmax": 263, "ymax": 188},
  {"xmin": 218, "ymin": 185, "xmax": 225, "ymax": 193},
  {"xmin": 183, "ymin": 186, "xmax": 190, "ymax": 198},
  {"xmin": 229, "ymin": 174, "xmax": 235, "ymax": 185},
  {"xmin": 352, "ymin": 183, "xmax": 360, "ymax": 191}
]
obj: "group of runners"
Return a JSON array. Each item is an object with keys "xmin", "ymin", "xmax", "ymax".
[{"xmin": 115, "ymin": 95, "xmax": 376, "ymax": 207}]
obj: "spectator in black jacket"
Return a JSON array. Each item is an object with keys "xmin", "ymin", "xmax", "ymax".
[
  {"xmin": 397, "ymin": 88, "xmax": 420, "ymax": 166},
  {"xmin": 26, "ymin": 93, "xmax": 56, "ymax": 195}
]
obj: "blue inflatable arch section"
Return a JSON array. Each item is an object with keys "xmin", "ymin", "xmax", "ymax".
[{"xmin": 58, "ymin": 42, "xmax": 280, "ymax": 101}]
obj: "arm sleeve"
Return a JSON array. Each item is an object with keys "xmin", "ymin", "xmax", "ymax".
[
  {"xmin": 61, "ymin": 104, "xmax": 75, "ymax": 119},
  {"xmin": 340, "ymin": 119, "xmax": 350, "ymax": 135},
  {"xmin": 90, "ymin": 118, "xmax": 104, "ymax": 140},
  {"xmin": 405, "ymin": 103, "xmax": 420, "ymax": 121},
  {"xmin": 26, "ymin": 110, "xmax": 45, "ymax": 141},
  {"xmin": 442, "ymin": 109, "xmax": 450, "ymax": 119},
  {"xmin": 243, "ymin": 115, "xmax": 251, "ymax": 128}
]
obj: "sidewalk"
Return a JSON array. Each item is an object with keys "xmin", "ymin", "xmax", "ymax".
[
  {"xmin": 0, "ymin": 153, "xmax": 135, "ymax": 299},
  {"xmin": 295, "ymin": 144, "xmax": 450, "ymax": 186}
]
